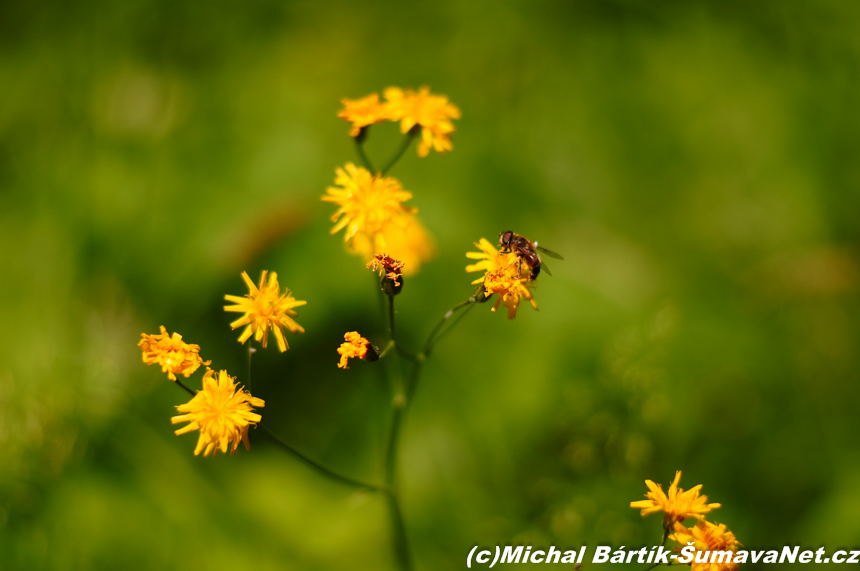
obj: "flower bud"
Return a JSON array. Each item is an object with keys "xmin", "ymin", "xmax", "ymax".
[
  {"xmin": 364, "ymin": 343, "xmax": 380, "ymax": 362},
  {"xmin": 381, "ymin": 273, "xmax": 403, "ymax": 296},
  {"xmin": 474, "ymin": 283, "xmax": 492, "ymax": 303}
]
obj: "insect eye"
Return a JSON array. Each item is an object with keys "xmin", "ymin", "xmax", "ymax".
[{"xmin": 501, "ymin": 231, "xmax": 513, "ymax": 244}]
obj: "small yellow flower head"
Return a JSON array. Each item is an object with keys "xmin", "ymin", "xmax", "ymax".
[
  {"xmin": 466, "ymin": 238, "xmax": 538, "ymax": 319},
  {"xmin": 171, "ymin": 369, "xmax": 265, "ymax": 457},
  {"xmin": 323, "ymin": 162, "xmax": 415, "ymax": 243},
  {"xmin": 367, "ymin": 252, "xmax": 405, "ymax": 293},
  {"xmin": 224, "ymin": 270, "xmax": 306, "ymax": 352},
  {"xmin": 630, "ymin": 471, "xmax": 722, "ymax": 527},
  {"xmin": 138, "ymin": 326, "xmax": 211, "ymax": 381},
  {"xmin": 323, "ymin": 164, "xmax": 434, "ymax": 274},
  {"xmin": 338, "ymin": 93, "xmax": 390, "ymax": 137},
  {"xmin": 384, "ymin": 86, "xmax": 461, "ymax": 157},
  {"xmin": 670, "ymin": 520, "xmax": 741, "ymax": 571},
  {"xmin": 337, "ymin": 331, "xmax": 378, "ymax": 369}
]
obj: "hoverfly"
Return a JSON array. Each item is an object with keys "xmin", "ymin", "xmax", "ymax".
[{"xmin": 498, "ymin": 230, "xmax": 564, "ymax": 281}]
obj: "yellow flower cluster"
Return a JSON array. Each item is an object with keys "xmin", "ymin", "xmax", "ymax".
[
  {"xmin": 171, "ymin": 369, "xmax": 265, "ymax": 457},
  {"xmin": 138, "ymin": 326, "xmax": 210, "ymax": 381},
  {"xmin": 336, "ymin": 331, "xmax": 372, "ymax": 369},
  {"xmin": 224, "ymin": 270, "xmax": 306, "ymax": 352},
  {"xmin": 339, "ymin": 86, "xmax": 461, "ymax": 157},
  {"xmin": 631, "ymin": 471, "xmax": 739, "ymax": 571},
  {"xmin": 322, "ymin": 162, "xmax": 433, "ymax": 273},
  {"xmin": 630, "ymin": 470, "xmax": 721, "ymax": 526},
  {"xmin": 139, "ymin": 270, "xmax": 307, "ymax": 457},
  {"xmin": 338, "ymin": 93, "xmax": 387, "ymax": 137},
  {"xmin": 466, "ymin": 238, "xmax": 538, "ymax": 319},
  {"xmin": 671, "ymin": 520, "xmax": 741, "ymax": 571}
]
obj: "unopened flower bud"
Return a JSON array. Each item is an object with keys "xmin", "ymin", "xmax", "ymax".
[
  {"xmin": 365, "ymin": 343, "xmax": 380, "ymax": 362},
  {"xmin": 368, "ymin": 253, "xmax": 405, "ymax": 296},
  {"xmin": 381, "ymin": 274, "xmax": 403, "ymax": 296}
]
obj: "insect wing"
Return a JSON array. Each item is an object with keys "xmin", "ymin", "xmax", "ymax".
[
  {"xmin": 536, "ymin": 246, "xmax": 564, "ymax": 260},
  {"xmin": 541, "ymin": 261, "xmax": 553, "ymax": 277}
]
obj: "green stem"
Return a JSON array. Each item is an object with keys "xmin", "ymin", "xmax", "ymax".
[
  {"xmin": 378, "ymin": 290, "xmax": 478, "ymax": 571},
  {"xmin": 642, "ymin": 526, "xmax": 673, "ymax": 571},
  {"xmin": 386, "ymin": 487, "xmax": 413, "ymax": 571},
  {"xmin": 396, "ymin": 345, "xmax": 420, "ymax": 362},
  {"xmin": 425, "ymin": 302, "xmax": 476, "ymax": 357},
  {"xmin": 386, "ymin": 294, "xmax": 406, "ymax": 406},
  {"xmin": 259, "ymin": 425, "xmax": 385, "ymax": 492},
  {"xmin": 387, "ymin": 294, "xmax": 396, "ymax": 340},
  {"xmin": 383, "ymin": 383, "xmax": 413, "ymax": 571},
  {"xmin": 382, "ymin": 292, "xmax": 413, "ymax": 570},
  {"xmin": 404, "ymin": 361, "xmax": 425, "ymax": 405},
  {"xmin": 175, "ymin": 379, "xmax": 196, "ymax": 397},
  {"xmin": 379, "ymin": 340, "xmax": 395, "ymax": 358},
  {"xmin": 355, "ymin": 137, "xmax": 375, "ymax": 172},
  {"xmin": 380, "ymin": 129, "xmax": 417, "ymax": 176},
  {"xmin": 170, "ymin": 376, "xmax": 382, "ymax": 492},
  {"xmin": 421, "ymin": 297, "xmax": 475, "ymax": 355},
  {"xmin": 246, "ymin": 343, "xmax": 254, "ymax": 393}
]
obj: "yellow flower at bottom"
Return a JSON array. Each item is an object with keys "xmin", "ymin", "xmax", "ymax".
[
  {"xmin": 171, "ymin": 369, "xmax": 265, "ymax": 457},
  {"xmin": 224, "ymin": 270, "xmax": 306, "ymax": 352},
  {"xmin": 630, "ymin": 471, "xmax": 721, "ymax": 527},
  {"xmin": 670, "ymin": 520, "xmax": 741, "ymax": 571},
  {"xmin": 338, "ymin": 93, "xmax": 390, "ymax": 137},
  {"xmin": 337, "ymin": 331, "xmax": 375, "ymax": 369},
  {"xmin": 138, "ymin": 326, "xmax": 210, "ymax": 381},
  {"xmin": 466, "ymin": 238, "xmax": 538, "ymax": 319},
  {"xmin": 384, "ymin": 86, "xmax": 461, "ymax": 157}
]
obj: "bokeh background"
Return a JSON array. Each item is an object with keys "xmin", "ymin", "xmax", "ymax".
[{"xmin": 2, "ymin": 0, "xmax": 860, "ymax": 569}]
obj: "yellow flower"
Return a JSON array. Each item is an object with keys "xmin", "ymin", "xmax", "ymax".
[
  {"xmin": 323, "ymin": 163, "xmax": 415, "ymax": 243},
  {"xmin": 367, "ymin": 252, "xmax": 405, "ymax": 287},
  {"xmin": 323, "ymin": 164, "xmax": 434, "ymax": 274},
  {"xmin": 171, "ymin": 369, "xmax": 265, "ymax": 457},
  {"xmin": 466, "ymin": 238, "xmax": 538, "ymax": 319},
  {"xmin": 670, "ymin": 520, "xmax": 741, "ymax": 571},
  {"xmin": 338, "ymin": 93, "xmax": 390, "ymax": 137},
  {"xmin": 336, "ymin": 331, "xmax": 377, "ymax": 369},
  {"xmin": 630, "ymin": 471, "xmax": 721, "ymax": 527},
  {"xmin": 384, "ymin": 86, "xmax": 461, "ymax": 157},
  {"xmin": 138, "ymin": 326, "xmax": 210, "ymax": 381},
  {"xmin": 224, "ymin": 270, "xmax": 306, "ymax": 352}
]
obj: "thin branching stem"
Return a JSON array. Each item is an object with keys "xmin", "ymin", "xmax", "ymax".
[
  {"xmin": 380, "ymin": 129, "xmax": 417, "ymax": 176},
  {"xmin": 379, "ymin": 289, "xmax": 480, "ymax": 570},
  {"xmin": 388, "ymin": 294, "xmax": 396, "ymax": 340},
  {"xmin": 396, "ymin": 344, "xmax": 420, "ymax": 362},
  {"xmin": 421, "ymin": 297, "xmax": 475, "ymax": 355},
  {"xmin": 175, "ymin": 379, "xmax": 196, "ymax": 397},
  {"xmin": 382, "ymin": 292, "xmax": 413, "ymax": 571},
  {"xmin": 386, "ymin": 489, "xmax": 414, "ymax": 571},
  {"xmin": 425, "ymin": 302, "xmax": 476, "ymax": 357},
  {"xmin": 379, "ymin": 340, "xmax": 396, "ymax": 358},
  {"xmin": 354, "ymin": 137, "xmax": 375, "ymax": 172},
  {"xmin": 246, "ymin": 343, "xmax": 254, "ymax": 393},
  {"xmin": 170, "ymin": 359, "xmax": 385, "ymax": 493},
  {"xmin": 642, "ymin": 525, "xmax": 674, "ymax": 571},
  {"xmin": 259, "ymin": 425, "xmax": 386, "ymax": 492}
]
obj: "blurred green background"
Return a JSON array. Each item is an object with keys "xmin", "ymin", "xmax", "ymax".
[{"xmin": 2, "ymin": 0, "xmax": 860, "ymax": 569}]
